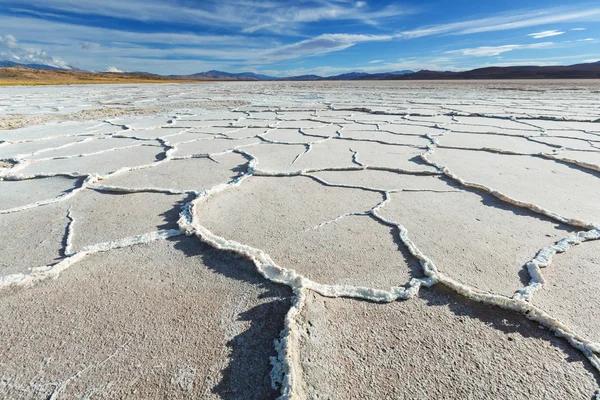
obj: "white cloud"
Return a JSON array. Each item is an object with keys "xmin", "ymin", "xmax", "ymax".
[
  {"xmin": 572, "ymin": 28, "xmax": 586, "ymax": 31},
  {"xmin": 446, "ymin": 42, "xmax": 553, "ymax": 57},
  {"xmin": 0, "ymin": 34, "xmax": 70, "ymax": 68},
  {"xmin": 528, "ymin": 30, "xmax": 564, "ymax": 39},
  {"xmin": 368, "ymin": 59, "xmax": 383, "ymax": 63},
  {"xmin": 0, "ymin": 34, "xmax": 18, "ymax": 49},
  {"xmin": 105, "ymin": 66, "xmax": 123, "ymax": 72}
]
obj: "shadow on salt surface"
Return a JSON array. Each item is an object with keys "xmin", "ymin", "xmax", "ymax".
[
  {"xmin": 67, "ymin": 189, "xmax": 190, "ymax": 252},
  {"xmin": 430, "ymin": 148, "xmax": 600, "ymax": 224},
  {"xmin": 172, "ymin": 237, "xmax": 292, "ymax": 400},
  {"xmin": 380, "ymin": 176, "xmax": 576, "ymax": 297},
  {"xmin": 157, "ymin": 193, "xmax": 196, "ymax": 230},
  {"xmin": 0, "ymin": 236, "xmax": 290, "ymax": 400},
  {"xmin": 464, "ymin": 178, "xmax": 579, "ymax": 283},
  {"xmin": 533, "ymin": 240, "xmax": 600, "ymax": 344},
  {"xmin": 300, "ymin": 287, "xmax": 599, "ymax": 399},
  {"xmin": 424, "ymin": 287, "xmax": 600, "ymax": 395},
  {"xmin": 0, "ymin": 202, "xmax": 70, "ymax": 276},
  {"xmin": 553, "ymin": 154, "xmax": 600, "ymax": 174},
  {"xmin": 424, "ymin": 285, "xmax": 600, "ymax": 378}
]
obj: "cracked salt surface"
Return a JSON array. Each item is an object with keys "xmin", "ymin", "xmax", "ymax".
[{"xmin": 1, "ymin": 80, "xmax": 600, "ymax": 399}]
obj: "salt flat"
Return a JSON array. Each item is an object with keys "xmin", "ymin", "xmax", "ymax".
[{"xmin": 1, "ymin": 80, "xmax": 599, "ymax": 399}]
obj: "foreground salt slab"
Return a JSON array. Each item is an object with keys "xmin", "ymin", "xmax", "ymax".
[
  {"xmin": 430, "ymin": 148, "xmax": 600, "ymax": 224},
  {"xmin": 311, "ymin": 170, "xmax": 450, "ymax": 192},
  {"xmin": 341, "ymin": 129, "xmax": 430, "ymax": 146},
  {"xmin": 100, "ymin": 152, "xmax": 247, "ymax": 192},
  {"xmin": 171, "ymin": 137, "xmax": 260, "ymax": 157},
  {"xmin": 0, "ymin": 120, "xmax": 120, "ymax": 142},
  {"xmin": 0, "ymin": 136, "xmax": 94, "ymax": 159},
  {"xmin": 298, "ymin": 290, "xmax": 598, "ymax": 399},
  {"xmin": 0, "ymin": 202, "xmax": 69, "ymax": 276},
  {"xmin": 0, "ymin": 237, "xmax": 290, "ymax": 400},
  {"xmin": 0, "ymin": 176, "xmax": 80, "ymax": 211},
  {"xmin": 377, "ymin": 181, "xmax": 574, "ymax": 296},
  {"xmin": 25, "ymin": 137, "xmax": 144, "ymax": 161},
  {"xmin": 534, "ymin": 240, "xmax": 600, "ymax": 343},
  {"xmin": 243, "ymin": 142, "xmax": 317, "ymax": 172},
  {"xmin": 67, "ymin": 189, "xmax": 187, "ymax": 252},
  {"xmin": 343, "ymin": 141, "xmax": 436, "ymax": 172},
  {"xmin": 553, "ymin": 150, "xmax": 600, "ymax": 169},
  {"xmin": 438, "ymin": 132, "xmax": 556, "ymax": 154},
  {"xmin": 196, "ymin": 175, "xmax": 416, "ymax": 289},
  {"xmin": 15, "ymin": 145, "xmax": 164, "ymax": 176}
]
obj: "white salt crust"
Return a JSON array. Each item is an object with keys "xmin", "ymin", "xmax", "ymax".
[{"xmin": 1, "ymin": 82, "xmax": 599, "ymax": 399}]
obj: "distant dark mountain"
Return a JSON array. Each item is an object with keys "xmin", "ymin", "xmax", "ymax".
[
  {"xmin": 358, "ymin": 71, "xmax": 414, "ymax": 80},
  {"xmin": 285, "ymin": 74, "xmax": 322, "ymax": 81},
  {"xmin": 173, "ymin": 70, "xmax": 277, "ymax": 81},
  {"xmin": 5, "ymin": 60, "xmax": 600, "ymax": 81},
  {"xmin": 389, "ymin": 62, "xmax": 600, "ymax": 80},
  {"xmin": 284, "ymin": 70, "xmax": 414, "ymax": 81},
  {"xmin": 165, "ymin": 63, "xmax": 600, "ymax": 81},
  {"xmin": 232, "ymin": 71, "xmax": 277, "ymax": 80},
  {"xmin": 0, "ymin": 60, "xmax": 69, "ymax": 71},
  {"xmin": 328, "ymin": 72, "xmax": 371, "ymax": 80}
]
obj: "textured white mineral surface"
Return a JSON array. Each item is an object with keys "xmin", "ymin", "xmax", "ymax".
[{"xmin": 1, "ymin": 80, "xmax": 599, "ymax": 399}]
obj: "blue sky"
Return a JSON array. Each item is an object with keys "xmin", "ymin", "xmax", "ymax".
[{"xmin": 0, "ymin": 0, "xmax": 598, "ymax": 75}]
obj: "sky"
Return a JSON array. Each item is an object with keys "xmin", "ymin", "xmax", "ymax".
[{"xmin": 0, "ymin": 0, "xmax": 599, "ymax": 76}]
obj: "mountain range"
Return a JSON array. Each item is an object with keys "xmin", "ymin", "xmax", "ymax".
[
  {"xmin": 2, "ymin": 60, "xmax": 600, "ymax": 81},
  {"xmin": 0, "ymin": 60, "xmax": 70, "ymax": 71}
]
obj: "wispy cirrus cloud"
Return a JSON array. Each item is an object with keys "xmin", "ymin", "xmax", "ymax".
[
  {"xmin": 528, "ymin": 30, "xmax": 564, "ymax": 39},
  {"xmin": 400, "ymin": 7, "xmax": 600, "ymax": 38},
  {"xmin": 445, "ymin": 42, "xmax": 554, "ymax": 57},
  {"xmin": 0, "ymin": 16, "xmax": 260, "ymax": 47},
  {"xmin": 261, "ymin": 33, "xmax": 393, "ymax": 62},
  {"xmin": 8, "ymin": 0, "xmax": 411, "ymax": 35},
  {"xmin": 244, "ymin": 2, "xmax": 409, "ymax": 33}
]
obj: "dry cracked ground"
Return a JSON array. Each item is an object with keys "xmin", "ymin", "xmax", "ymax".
[{"xmin": 1, "ymin": 80, "xmax": 599, "ymax": 399}]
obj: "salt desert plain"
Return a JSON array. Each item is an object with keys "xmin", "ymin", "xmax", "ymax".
[{"xmin": 1, "ymin": 80, "xmax": 600, "ymax": 399}]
